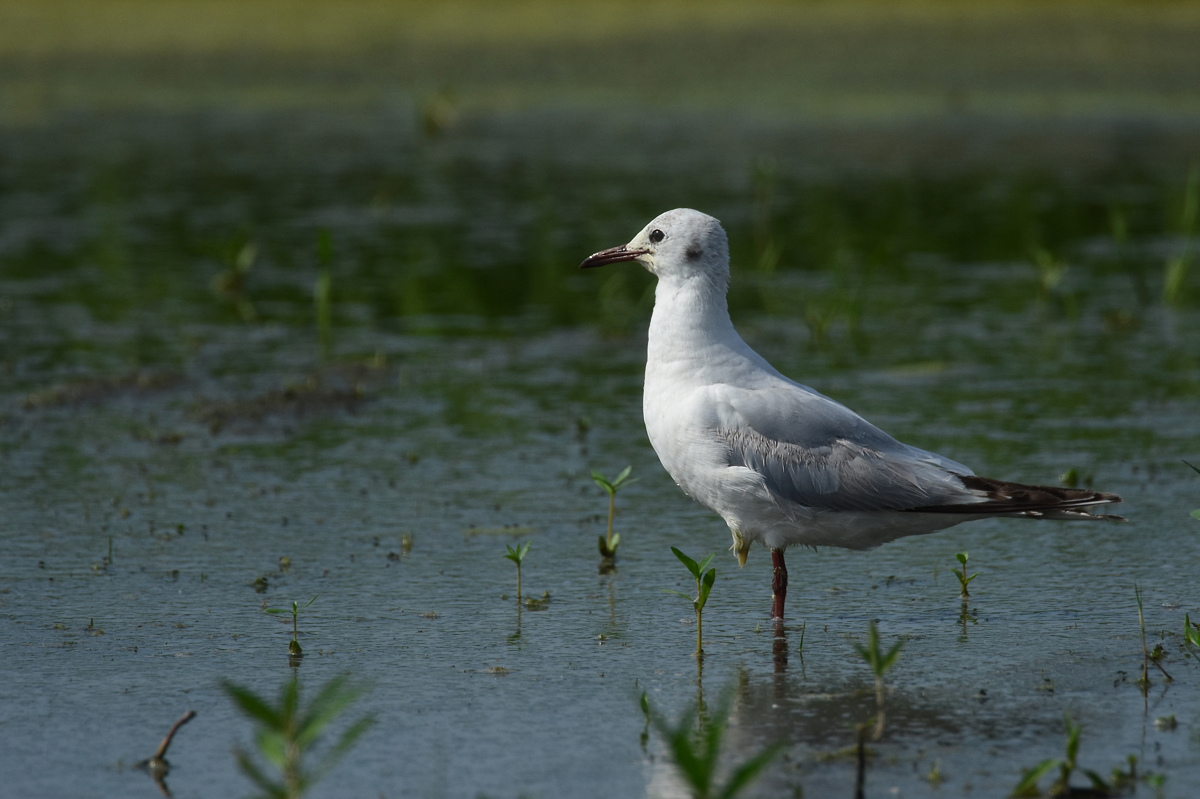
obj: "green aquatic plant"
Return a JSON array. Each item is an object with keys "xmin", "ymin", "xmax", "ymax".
[
  {"xmin": 213, "ymin": 240, "xmax": 258, "ymax": 322},
  {"xmin": 1182, "ymin": 613, "xmax": 1200, "ymax": 667},
  {"xmin": 315, "ymin": 229, "xmax": 333, "ymax": 361},
  {"xmin": 644, "ymin": 690, "xmax": 781, "ymax": 799},
  {"xmin": 222, "ymin": 675, "xmax": 374, "ymax": 799},
  {"xmin": 1134, "ymin": 583, "xmax": 1172, "ymax": 692},
  {"xmin": 1185, "ymin": 613, "xmax": 1200, "ymax": 651},
  {"xmin": 1184, "ymin": 460, "xmax": 1200, "ymax": 520},
  {"xmin": 592, "ymin": 465, "xmax": 636, "ymax": 558},
  {"xmin": 1163, "ymin": 163, "xmax": 1198, "ymax": 306},
  {"xmin": 1011, "ymin": 712, "xmax": 1110, "ymax": 798},
  {"xmin": 504, "ymin": 541, "xmax": 531, "ymax": 602},
  {"xmin": 1031, "ymin": 246, "xmax": 1068, "ymax": 298},
  {"xmin": 853, "ymin": 620, "xmax": 904, "ymax": 741},
  {"xmin": 667, "ymin": 547, "xmax": 716, "ymax": 658},
  {"xmin": 266, "ymin": 596, "xmax": 318, "ymax": 658},
  {"xmin": 955, "ymin": 551, "xmax": 979, "ymax": 599}
]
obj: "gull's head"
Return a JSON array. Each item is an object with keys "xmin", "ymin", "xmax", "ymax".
[{"xmin": 579, "ymin": 208, "xmax": 730, "ymax": 289}]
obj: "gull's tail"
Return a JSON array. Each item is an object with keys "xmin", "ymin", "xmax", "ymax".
[{"xmin": 909, "ymin": 474, "xmax": 1126, "ymax": 521}]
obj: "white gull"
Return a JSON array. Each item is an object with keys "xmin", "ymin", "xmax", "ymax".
[{"xmin": 580, "ymin": 208, "xmax": 1122, "ymax": 620}]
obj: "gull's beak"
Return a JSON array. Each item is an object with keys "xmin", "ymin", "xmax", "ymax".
[{"xmin": 579, "ymin": 245, "xmax": 647, "ymax": 269}]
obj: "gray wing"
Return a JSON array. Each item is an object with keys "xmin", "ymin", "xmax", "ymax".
[{"xmin": 713, "ymin": 382, "xmax": 978, "ymax": 513}]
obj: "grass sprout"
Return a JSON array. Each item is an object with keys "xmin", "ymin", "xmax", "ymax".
[
  {"xmin": 853, "ymin": 620, "xmax": 904, "ymax": 741},
  {"xmin": 504, "ymin": 541, "xmax": 531, "ymax": 602},
  {"xmin": 266, "ymin": 596, "xmax": 318, "ymax": 658},
  {"xmin": 644, "ymin": 690, "xmax": 781, "ymax": 799},
  {"xmin": 955, "ymin": 551, "xmax": 978, "ymax": 599},
  {"xmin": 222, "ymin": 675, "xmax": 374, "ymax": 799},
  {"xmin": 1134, "ymin": 583, "xmax": 1172, "ymax": 691},
  {"xmin": 1010, "ymin": 712, "xmax": 1109, "ymax": 798},
  {"xmin": 667, "ymin": 547, "xmax": 716, "ymax": 657},
  {"xmin": 592, "ymin": 465, "xmax": 636, "ymax": 558}
]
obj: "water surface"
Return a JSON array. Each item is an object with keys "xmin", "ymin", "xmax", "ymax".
[{"xmin": 2, "ymin": 103, "xmax": 1200, "ymax": 798}]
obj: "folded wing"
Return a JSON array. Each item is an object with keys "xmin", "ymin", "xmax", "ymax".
[{"xmin": 714, "ymin": 383, "xmax": 979, "ymax": 513}]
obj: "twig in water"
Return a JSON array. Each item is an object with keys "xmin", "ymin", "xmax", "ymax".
[{"xmin": 136, "ymin": 710, "xmax": 197, "ymax": 796}]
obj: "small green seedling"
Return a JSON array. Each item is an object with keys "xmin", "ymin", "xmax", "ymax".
[
  {"xmin": 592, "ymin": 465, "xmax": 637, "ymax": 558},
  {"xmin": 1134, "ymin": 583, "xmax": 1172, "ymax": 692},
  {"xmin": 222, "ymin": 675, "xmax": 374, "ymax": 799},
  {"xmin": 1185, "ymin": 613, "xmax": 1200, "ymax": 661},
  {"xmin": 853, "ymin": 620, "xmax": 904, "ymax": 741},
  {"xmin": 955, "ymin": 551, "xmax": 978, "ymax": 599},
  {"xmin": 666, "ymin": 547, "xmax": 716, "ymax": 657},
  {"xmin": 644, "ymin": 690, "xmax": 781, "ymax": 799},
  {"xmin": 1011, "ymin": 712, "xmax": 1109, "ymax": 798},
  {"xmin": 266, "ymin": 596, "xmax": 318, "ymax": 658},
  {"xmin": 1184, "ymin": 460, "xmax": 1200, "ymax": 520},
  {"xmin": 504, "ymin": 541, "xmax": 531, "ymax": 602}
]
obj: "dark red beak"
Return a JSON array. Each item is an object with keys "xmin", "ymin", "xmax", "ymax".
[{"xmin": 579, "ymin": 245, "xmax": 647, "ymax": 269}]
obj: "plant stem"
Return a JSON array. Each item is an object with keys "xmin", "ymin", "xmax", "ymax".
[
  {"xmin": 1135, "ymin": 583, "xmax": 1150, "ymax": 691},
  {"xmin": 855, "ymin": 724, "xmax": 867, "ymax": 799},
  {"xmin": 696, "ymin": 605, "xmax": 703, "ymax": 657},
  {"xmin": 606, "ymin": 493, "xmax": 615, "ymax": 549},
  {"xmin": 516, "ymin": 563, "xmax": 522, "ymax": 603},
  {"xmin": 152, "ymin": 710, "xmax": 197, "ymax": 760},
  {"xmin": 872, "ymin": 676, "xmax": 885, "ymax": 740}
]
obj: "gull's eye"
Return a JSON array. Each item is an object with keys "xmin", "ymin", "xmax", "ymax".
[{"xmin": 649, "ymin": 229, "xmax": 665, "ymax": 244}]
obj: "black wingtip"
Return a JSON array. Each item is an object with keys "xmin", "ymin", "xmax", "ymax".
[{"xmin": 907, "ymin": 474, "xmax": 1124, "ymax": 517}]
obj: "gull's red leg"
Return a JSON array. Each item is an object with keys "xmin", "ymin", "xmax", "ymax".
[{"xmin": 771, "ymin": 547, "xmax": 788, "ymax": 620}]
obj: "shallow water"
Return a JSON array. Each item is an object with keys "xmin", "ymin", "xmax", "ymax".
[{"xmin": 2, "ymin": 109, "xmax": 1200, "ymax": 799}]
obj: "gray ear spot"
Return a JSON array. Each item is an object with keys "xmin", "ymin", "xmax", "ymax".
[{"xmin": 686, "ymin": 246, "xmax": 703, "ymax": 261}]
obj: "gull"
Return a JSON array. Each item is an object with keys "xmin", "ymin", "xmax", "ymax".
[{"xmin": 580, "ymin": 208, "xmax": 1123, "ymax": 620}]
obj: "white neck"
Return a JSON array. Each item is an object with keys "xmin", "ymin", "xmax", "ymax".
[{"xmin": 647, "ymin": 273, "xmax": 743, "ymax": 376}]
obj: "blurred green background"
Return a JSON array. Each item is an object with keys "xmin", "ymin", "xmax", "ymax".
[
  {"xmin": 5, "ymin": 0, "xmax": 1200, "ymax": 118},
  {"xmin": 3, "ymin": 0, "xmax": 1199, "ymax": 353}
]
